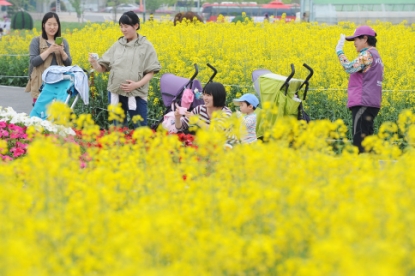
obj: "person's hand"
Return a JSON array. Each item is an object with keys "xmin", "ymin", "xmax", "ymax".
[
  {"xmin": 49, "ymin": 43, "xmax": 62, "ymax": 55},
  {"xmin": 184, "ymin": 111, "xmax": 192, "ymax": 118},
  {"xmin": 174, "ymin": 103, "xmax": 181, "ymax": 118},
  {"xmin": 336, "ymin": 34, "xmax": 346, "ymax": 54},
  {"xmin": 58, "ymin": 44, "xmax": 66, "ymax": 55},
  {"xmin": 120, "ymin": 80, "xmax": 138, "ymax": 93},
  {"xmin": 88, "ymin": 53, "xmax": 98, "ymax": 65}
]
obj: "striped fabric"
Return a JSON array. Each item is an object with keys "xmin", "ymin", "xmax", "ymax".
[{"xmin": 178, "ymin": 105, "xmax": 232, "ymax": 131}]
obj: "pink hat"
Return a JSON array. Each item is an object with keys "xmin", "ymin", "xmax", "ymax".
[{"xmin": 346, "ymin": 25, "xmax": 377, "ymax": 41}]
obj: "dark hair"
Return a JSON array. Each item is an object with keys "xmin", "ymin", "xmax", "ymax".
[
  {"xmin": 357, "ymin": 35, "xmax": 377, "ymax": 47},
  {"xmin": 243, "ymin": 101, "xmax": 256, "ymax": 110},
  {"xmin": 119, "ymin": 11, "xmax": 140, "ymax": 30},
  {"xmin": 41, "ymin": 12, "xmax": 61, "ymax": 40},
  {"xmin": 203, "ymin": 82, "xmax": 227, "ymax": 107}
]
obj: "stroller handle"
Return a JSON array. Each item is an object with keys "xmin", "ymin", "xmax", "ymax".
[
  {"xmin": 302, "ymin": 63, "xmax": 314, "ymax": 84},
  {"xmin": 207, "ymin": 63, "xmax": 217, "ymax": 81},
  {"xmin": 185, "ymin": 63, "xmax": 199, "ymax": 89},
  {"xmin": 203, "ymin": 63, "xmax": 218, "ymax": 89},
  {"xmin": 280, "ymin": 64, "xmax": 295, "ymax": 95},
  {"xmin": 298, "ymin": 63, "xmax": 314, "ymax": 100}
]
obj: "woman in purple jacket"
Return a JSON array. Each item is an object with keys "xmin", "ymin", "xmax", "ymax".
[{"xmin": 335, "ymin": 25, "xmax": 384, "ymax": 153}]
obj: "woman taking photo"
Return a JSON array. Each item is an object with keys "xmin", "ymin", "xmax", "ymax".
[
  {"xmin": 335, "ymin": 25, "xmax": 383, "ymax": 153},
  {"xmin": 88, "ymin": 11, "xmax": 161, "ymax": 128},
  {"xmin": 25, "ymin": 12, "xmax": 72, "ymax": 105}
]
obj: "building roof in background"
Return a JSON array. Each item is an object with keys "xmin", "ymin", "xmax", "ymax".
[{"xmin": 313, "ymin": 0, "xmax": 415, "ymax": 4}]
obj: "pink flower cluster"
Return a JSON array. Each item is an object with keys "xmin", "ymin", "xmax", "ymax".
[{"xmin": 0, "ymin": 121, "xmax": 29, "ymax": 161}]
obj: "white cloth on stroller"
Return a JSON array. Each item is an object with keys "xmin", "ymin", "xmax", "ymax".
[
  {"xmin": 42, "ymin": 65, "xmax": 89, "ymax": 104},
  {"xmin": 162, "ymin": 111, "xmax": 178, "ymax": 133},
  {"xmin": 110, "ymin": 93, "xmax": 137, "ymax": 111}
]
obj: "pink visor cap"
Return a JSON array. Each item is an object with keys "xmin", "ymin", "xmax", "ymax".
[{"xmin": 345, "ymin": 26, "xmax": 377, "ymax": 41}]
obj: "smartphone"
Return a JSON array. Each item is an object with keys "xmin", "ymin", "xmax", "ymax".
[
  {"xmin": 178, "ymin": 107, "xmax": 187, "ymax": 115},
  {"xmin": 55, "ymin": 37, "xmax": 63, "ymax": 45}
]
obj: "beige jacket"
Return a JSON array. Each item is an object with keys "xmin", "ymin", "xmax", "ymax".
[
  {"xmin": 25, "ymin": 37, "xmax": 64, "ymax": 98},
  {"xmin": 98, "ymin": 35, "xmax": 161, "ymax": 101}
]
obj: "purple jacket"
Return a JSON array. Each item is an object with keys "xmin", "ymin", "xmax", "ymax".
[{"xmin": 347, "ymin": 47, "xmax": 383, "ymax": 108}]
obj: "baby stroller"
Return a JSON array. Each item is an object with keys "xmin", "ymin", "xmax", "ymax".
[
  {"xmin": 30, "ymin": 65, "xmax": 89, "ymax": 119},
  {"xmin": 152, "ymin": 63, "xmax": 218, "ymax": 132},
  {"xmin": 252, "ymin": 63, "xmax": 314, "ymax": 138}
]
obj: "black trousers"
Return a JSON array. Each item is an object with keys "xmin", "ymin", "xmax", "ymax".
[{"xmin": 350, "ymin": 106, "xmax": 380, "ymax": 153}]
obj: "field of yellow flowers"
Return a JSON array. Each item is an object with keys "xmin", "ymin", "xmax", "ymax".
[
  {"xmin": 1, "ymin": 20, "xmax": 415, "ymax": 131},
  {"xmin": 1, "ymin": 19, "xmax": 415, "ymax": 274},
  {"xmin": 1, "ymin": 100, "xmax": 415, "ymax": 274}
]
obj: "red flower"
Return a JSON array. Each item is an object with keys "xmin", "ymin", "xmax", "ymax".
[
  {"xmin": 16, "ymin": 141, "xmax": 28, "ymax": 150},
  {"xmin": 1, "ymin": 155, "xmax": 13, "ymax": 161},
  {"xmin": 10, "ymin": 147, "xmax": 25, "ymax": 158},
  {"xmin": 174, "ymin": 133, "xmax": 196, "ymax": 148},
  {"xmin": 0, "ymin": 129, "xmax": 8, "ymax": 138}
]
